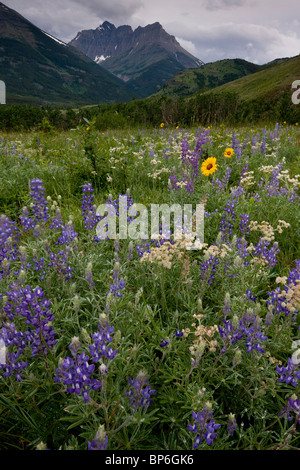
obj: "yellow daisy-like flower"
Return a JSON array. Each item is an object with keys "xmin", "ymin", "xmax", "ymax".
[
  {"xmin": 224, "ymin": 148, "xmax": 234, "ymax": 158},
  {"xmin": 201, "ymin": 157, "xmax": 218, "ymax": 176},
  {"xmin": 160, "ymin": 122, "xmax": 164, "ymax": 128}
]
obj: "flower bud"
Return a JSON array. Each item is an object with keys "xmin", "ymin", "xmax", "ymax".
[
  {"xmin": 255, "ymin": 302, "xmax": 261, "ymax": 314},
  {"xmin": 197, "ymin": 298, "xmax": 203, "ymax": 313},
  {"xmin": 18, "ymin": 269, "xmax": 26, "ymax": 285},
  {"xmin": 227, "ymin": 413, "xmax": 237, "ymax": 436},
  {"xmin": 204, "ymin": 401, "xmax": 212, "ymax": 411},
  {"xmin": 99, "ymin": 313, "xmax": 107, "ymax": 326},
  {"xmin": 215, "ymin": 232, "xmax": 222, "ymax": 247},
  {"xmin": 234, "ymin": 255, "xmax": 243, "ymax": 267},
  {"xmin": 69, "ymin": 336, "xmax": 81, "ymax": 356},
  {"xmin": 1, "ymin": 258, "xmax": 9, "ymax": 275},
  {"xmin": 105, "ymin": 293, "xmax": 113, "ymax": 313},
  {"xmin": 6, "ymin": 237, "xmax": 12, "ymax": 247},
  {"xmin": 99, "ymin": 363, "xmax": 108, "ymax": 374},
  {"xmin": 128, "ymin": 344, "xmax": 138, "ymax": 360},
  {"xmin": 36, "ymin": 441, "xmax": 48, "ymax": 450},
  {"xmin": 70, "ymin": 282, "xmax": 76, "ymax": 296},
  {"xmin": 232, "ymin": 315, "xmax": 239, "ymax": 329},
  {"xmin": 86, "ymin": 261, "xmax": 92, "ymax": 271},
  {"xmin": 197, "ymin": 340, "xmax": 206, "ymax": 358},
  {"xmin": 96, "ymin": 424, "xmax": 106, "ymax": 441},
  {"xmin": 114, "ymin": 329, "xmax": 121, "ymax": 344},
  {"xmin": 0, "ymin": 338, "xmax": 7, "ymax": 365},
  {"xmin": 73, "ymin": 294, "xmax": 80, "ymax": 313},
  {"xmin": 137, "ymin": 369, "xmax": 148, "ymax": 382},
  {"xmin": 135, "ymin": 287, "xmax": 143, "ymax": 307},
  {"xmin": 198, "ymin": 387, "xmax": 206, "ymax": 397},
  {"xmin": 33, "ymin": 225, "xmax": 41, "ymax": 237},
  {"xmin": 231, "ymin": 234, "xmax": 237, "ymax": 247},
  {"xmin": 81, "ymin": 327, "xmax": 91, "ymax": 344},
  {"xmin": 19, "ymin": 246, "xmax": 27, "ymax": 256},
  {"xmin": 223, "ymin": 292, "xmax": 231, "ymax": 316}
]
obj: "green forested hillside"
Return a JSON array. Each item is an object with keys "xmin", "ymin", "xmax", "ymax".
[
  {"xmin": 0, "ymin": 3, "xmax": 133, "ymax": 106},
  {"xmin": 154, "ymin": 57, "xmax": 290, "ymax": 98},
  {"xmin": 201, "ymin": 54, "xmax": 299, "ymax": 101}
]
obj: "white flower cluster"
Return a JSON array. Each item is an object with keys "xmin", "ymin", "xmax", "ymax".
[
  {"xmin": 276, "ymin": 169, "xmax": 300, "ymax": 189},
  {"xmin": 249, "ymin": 219, "xmax": 290, "ymax": 242},
  {"xmin": 240, "ymin": 171, "xmax": 255, "ymax": 188}
]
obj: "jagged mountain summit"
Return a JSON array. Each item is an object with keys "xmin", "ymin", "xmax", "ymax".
[
  {"xmin": 69, "ymin": 21, "xmax": 204, "ymax": 98},
  {"xmin": 0, "ymin": 2, "xmax": 133, "ymax": 105}
]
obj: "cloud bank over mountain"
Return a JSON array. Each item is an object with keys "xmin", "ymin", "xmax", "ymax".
[{"xmin": 3, "ymin": 0, "xmax": 300, "ymax": 64}]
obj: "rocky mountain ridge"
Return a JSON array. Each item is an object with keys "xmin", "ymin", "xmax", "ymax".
[
  {"xmin": 0, "ymin": 2, "xmax": 133, "ymax": 105},
  {"xmin": 69, "ymin": 21, "xmax": 204, "ymax": 97}
]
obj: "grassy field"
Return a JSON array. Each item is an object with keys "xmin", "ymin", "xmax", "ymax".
[
  {"xmin": 202, "ymin": 55, "xmax": 300, "ymax": 102},
  {"xmin": 0, "ymin": 121, "xmax": 300, "ymax": 450}
]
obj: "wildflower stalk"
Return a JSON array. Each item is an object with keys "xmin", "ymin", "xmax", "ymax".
[
  {"xmin": 200, "ymin": 347, "xmax": 228, "ymax": 384},
  {"xmin": 275, "ymin": 412, "xmax": 300, "ymax": 450},
  {"xmin": 159, "ymin": 268, "xmax": 168, "ymax": 314},
  {"xmin": 20, "ymin": 289, "xmax": 52, "ymax": 377}
]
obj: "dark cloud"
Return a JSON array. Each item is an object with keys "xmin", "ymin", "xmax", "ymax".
[
  {"xmin": 3, "ymin": 0, "xmax": 300, "ymax": 63},
  {"xmin": 177, "ymin": 22, "xmax": 300, "ymax": 64},
  {"xmin": 69, "ymin": 0, "xmax": 143, "ymax": 25},
  {"xmin": 4, "ymin": 0, "xmax": 144, "ymax": 41}
]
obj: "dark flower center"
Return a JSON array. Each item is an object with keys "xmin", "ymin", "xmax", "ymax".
[{"xmin": 206, "ymin": 164, "xmax": 213, "ymax": 170}]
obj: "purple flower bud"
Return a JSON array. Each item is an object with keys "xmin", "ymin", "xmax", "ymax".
[
  {"xmin": 124, "ymin": 370, "xmax": 156, "ymax": 411},
  {"xmin": 188, "ymin": 403, "xmax": 220, "ymax": 448}
]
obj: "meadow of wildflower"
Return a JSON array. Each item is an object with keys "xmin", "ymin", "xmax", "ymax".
[{"xmin": 0, "ymin": 120, "xmax": 300, "ymax": 451}]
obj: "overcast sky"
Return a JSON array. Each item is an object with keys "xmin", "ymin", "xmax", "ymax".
[{"xmin": 3, "ymin": 0, "xmax": 300, "ymax": 64}]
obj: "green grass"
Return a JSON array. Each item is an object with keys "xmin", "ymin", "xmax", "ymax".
[
  {"xmin": 202, "ymin": 55, "xmax": 300, "ymax": 102},
  {"xmin": 0, "ymin": 121, "xmax": 300, "ymax": 451},
  {"xmin": 154, "ymin": 58, "xmax": 264, "ymax": 97}
]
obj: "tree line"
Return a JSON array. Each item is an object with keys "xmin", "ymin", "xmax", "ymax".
[{"xmin": 0, "ymin": 89, "xmax": 299, "ymax": 132}]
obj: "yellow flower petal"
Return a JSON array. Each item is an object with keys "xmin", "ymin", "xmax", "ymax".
[
  {"xmin": 224, "ymin": 148, "xmax": 234, "ymax": 158},
  {"xmin": 201, "ymin": 157, "xmax": 218, "ymax": 176}
]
